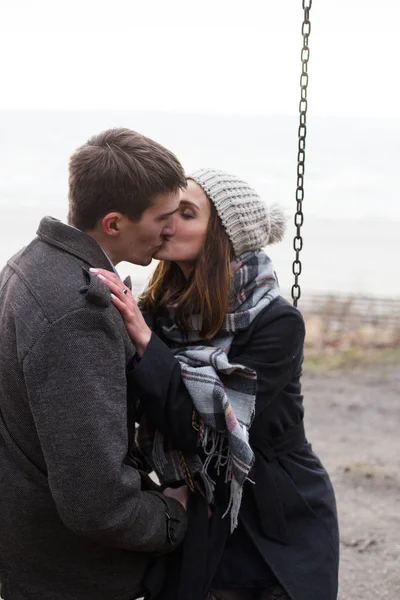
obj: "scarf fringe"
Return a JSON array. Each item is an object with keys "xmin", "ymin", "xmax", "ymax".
[
  {"xmin": 222, "ymin": 477, "xmax": 243, "ymax": 532},
  {"xmin": 151, "ymin": 424, "xmax": 246, "ymax": 531}
]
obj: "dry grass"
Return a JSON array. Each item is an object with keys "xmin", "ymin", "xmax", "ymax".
[
  {"xmin": 305, "ymin": 314, "xmax": 400, "ymax": 351},
  {"xmin": 303, "ymin": 345, "xmax": 400, "ymax": 373},
  {"xmin": 301, "ymin": 294, "xmax": 400, "ymax": 372}
]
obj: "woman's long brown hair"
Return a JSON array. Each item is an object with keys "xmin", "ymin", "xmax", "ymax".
[{"xmin": 140, "ymin": 201, "xmax": 233, "ymax": 339}]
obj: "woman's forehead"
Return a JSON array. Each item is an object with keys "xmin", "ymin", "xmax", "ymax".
[{"xmin": 180, "ymin": 180, "xmax": 209, "ymax": 208}]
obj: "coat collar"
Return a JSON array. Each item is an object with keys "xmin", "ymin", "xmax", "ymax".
[{"xmin": 36, "ymin": 216, "xmax": 114, "ymax": 273}]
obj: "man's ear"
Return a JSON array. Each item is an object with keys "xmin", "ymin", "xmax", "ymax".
[{"xmin": 100, "ymin": 212, "xmax": 123, "ymax": 236}]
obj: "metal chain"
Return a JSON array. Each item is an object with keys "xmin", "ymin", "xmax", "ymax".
[{"xmin": 292, "ymin": 0, "xmax": 312, "ymax": 307}]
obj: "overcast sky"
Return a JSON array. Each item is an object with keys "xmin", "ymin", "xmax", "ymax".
[
  {"xmin": 1, "ymin": 0, "xmax": 399, "ymax": 118},
  {"xmin": 1, "ymin": 1, "xmax": 399, "ymax": 294}
]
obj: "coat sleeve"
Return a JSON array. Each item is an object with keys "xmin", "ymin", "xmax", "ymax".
[
  {"xmin": 127, "ymin": 333, "xmax": 199, "ymax": 453},
  {"xmin": 22, "ymin": 307, "xmax": 187, "ymax": 553}
]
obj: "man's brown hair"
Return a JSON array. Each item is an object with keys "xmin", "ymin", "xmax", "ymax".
[
  {"xmin": 68, "ymin": 128, "xmax": 186, "ymax": 231},
  {"xmin": 140, "ymin": 201, "xmax": 234, "ymax": 340}
]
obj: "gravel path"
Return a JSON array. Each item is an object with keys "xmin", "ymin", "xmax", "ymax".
[{"xmin": 303, "ymin": 361, "xmax": 400, "ymax": 600}]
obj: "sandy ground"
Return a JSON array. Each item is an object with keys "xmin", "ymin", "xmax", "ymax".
[{"xmin": 303, "ymin": 360, "xmax": 400, "ymax": 600}]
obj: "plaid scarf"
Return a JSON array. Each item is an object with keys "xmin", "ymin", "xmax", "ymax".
[{"xmin": 137, "ymin": 250, "xmax": 280, "ymax": 530}]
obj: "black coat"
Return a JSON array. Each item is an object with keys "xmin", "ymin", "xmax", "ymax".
[{"xmin": 129, "ymin": 296, "xmax": 339, "ymax": 600}]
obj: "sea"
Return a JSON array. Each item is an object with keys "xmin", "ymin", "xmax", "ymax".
[{"xmin": 1, "ymin": 110, "xmax": 399, "ymax": 299}]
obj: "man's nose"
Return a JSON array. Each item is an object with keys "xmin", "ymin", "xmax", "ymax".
[{"xmin": 163, "ymin": 214, "xmax": 176, "ymax": 236}]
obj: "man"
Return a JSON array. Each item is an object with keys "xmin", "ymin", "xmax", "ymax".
[{"xmin": 0, "ymin": 128, "xmax": 188, "ymax": 600}]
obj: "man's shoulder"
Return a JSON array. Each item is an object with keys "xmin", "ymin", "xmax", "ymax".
[
  {"xmin": 2, "ymin": 235, "xmax": 134, "ymax": 361},
  {"xmin": 7, "ymin": 239, "xmax": 91, "ymax": 318},
  {"xmin": 3, "ymin": 238, "xmax": 120, "ymax": 336}
]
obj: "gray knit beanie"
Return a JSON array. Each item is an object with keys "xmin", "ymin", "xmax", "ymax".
[{"xmin": 187, "ymin": 168, "xmax": 286, "ymax": 257}]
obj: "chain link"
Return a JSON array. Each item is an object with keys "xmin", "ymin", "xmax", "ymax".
[{"xmin": 292, "ymin": 0, "xmax": 312, "ymax": 307}]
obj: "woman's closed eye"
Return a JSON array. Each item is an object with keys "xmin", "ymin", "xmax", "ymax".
[{"xmin": 180, "ymin": 209, "xmax": 196, "ymax": 219}]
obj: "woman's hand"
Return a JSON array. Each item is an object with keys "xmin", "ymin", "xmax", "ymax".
[
  {"xmin": 163, "ymin": 485, "xmax": 189, "ymax": 510},
  {"xmin": 164, "ymin": 486, "xmax": 213, "ymax": 516},
  {"xmin": 89, "ymin": 268, "xmax": 151, "ymax": 357}
]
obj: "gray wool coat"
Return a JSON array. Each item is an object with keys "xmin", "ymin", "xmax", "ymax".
[{"xmin": 0, "ymin": 217, "xmax": 187, "ymax": 600}]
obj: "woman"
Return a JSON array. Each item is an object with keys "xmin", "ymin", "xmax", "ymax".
[{"xmin": 93, "ymin": 169, "xmax": 339, "ymax": 600}]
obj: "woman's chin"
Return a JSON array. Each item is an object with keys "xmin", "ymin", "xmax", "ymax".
[
  {"xmin": 154, "ymin": 250, "xmax": 189, "ymax": 263},
  {"xmin": 154, "ymin": 243, "xmax": 190, "ymax": 262},
  {"xmin": 153, "ymin": 248, "xmax": 174, "ymax": 261}
]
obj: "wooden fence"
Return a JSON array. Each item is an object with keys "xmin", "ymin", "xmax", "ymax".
[{"xmin": 291, "ymin": 293, "xmax": 400, "ymax": 350}]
